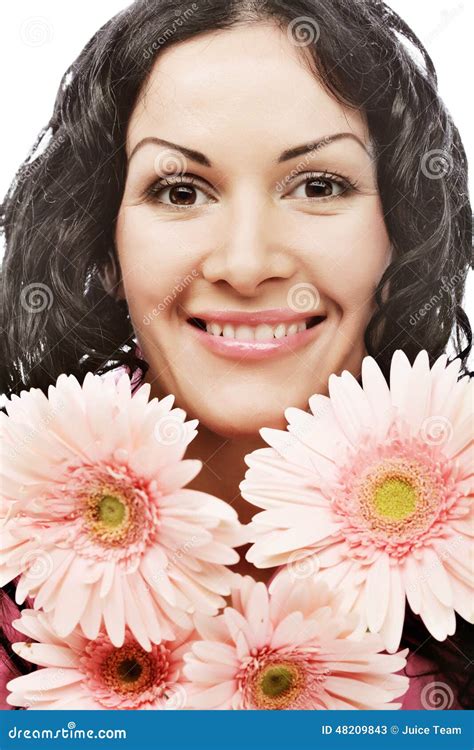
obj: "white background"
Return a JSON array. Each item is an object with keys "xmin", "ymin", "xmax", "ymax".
[{"xmin": 0, "ymin": 0, "xmax": 472, "ymax": 353}]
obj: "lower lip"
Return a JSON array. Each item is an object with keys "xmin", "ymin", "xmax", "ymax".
[{"xmin": 184, "ymin": 319, "xmax": 327, "ymax": 360}]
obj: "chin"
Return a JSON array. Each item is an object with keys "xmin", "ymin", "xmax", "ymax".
[{"xmin": 195, "ymin": 402, "xmax": 292, "ymax": 438}]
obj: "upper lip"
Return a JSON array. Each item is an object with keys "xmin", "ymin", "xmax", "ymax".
[{"xmin": 184, "ymin": 308, "xmax": 325, "ymax": 325}]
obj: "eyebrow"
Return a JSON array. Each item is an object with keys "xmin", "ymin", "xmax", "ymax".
[{"xmin": 128, "ymin": 132, "xmax": 369, "ymax": 168}]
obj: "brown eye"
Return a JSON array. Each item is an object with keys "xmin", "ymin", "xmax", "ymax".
[
  {"xmin": 286, "ymin": 173, "xmax": 349, "ymax": 200},
  {"xmin": 145, "ymin": 176, "xmax": 213, "ymax": 208},
  {"xmin": 168, "ymin": 185, "xmax": 197, "ymax": 205},
  {"xmin": 304, "ymin": 178, "xmax": 334, "ymax": 197}
]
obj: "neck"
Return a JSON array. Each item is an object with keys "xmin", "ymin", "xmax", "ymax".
[
  {"xmin": 144, "ymin": 373, "xmax": 277, "ymax": 583},
  {"xmin": 184, "ymin": 423, "xmax": 263, "ymax": 524},
  {"xmin": 184, "ymin": 422, "xmax": 275, "ymax": 583}
]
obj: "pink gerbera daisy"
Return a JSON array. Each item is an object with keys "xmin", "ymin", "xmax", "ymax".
[
  {"xmin": 183, "ymin": 572, "xmax": 409, "ymax": 709},
  {"xmin": 1, "ymin": 373, "xmax": 243, "ymax": 649},
  {"xmin": 242, "ymin": 351, "xmax": 473, "ymax": 652},
  {"xmin": 7, "ymin": 609, "xmax": 193, "ymax": 709}
]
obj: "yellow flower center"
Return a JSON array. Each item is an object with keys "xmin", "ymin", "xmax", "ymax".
[
  {"xmin": 373, "ymin": 477, "xmax": 417, "ymax": 520},
  {"xmin": 352, "ymin": 457, "xmax": 440, "ymax": 549}
]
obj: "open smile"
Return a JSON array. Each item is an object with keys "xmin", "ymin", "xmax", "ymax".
[{"xmin": 184, "ymin": 311, "xmax": 327, "ymax": 360}]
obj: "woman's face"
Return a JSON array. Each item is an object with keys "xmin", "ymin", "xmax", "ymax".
[{"xmin": 115, "ymin": 23, "xmax": 391, "ymax": 437}]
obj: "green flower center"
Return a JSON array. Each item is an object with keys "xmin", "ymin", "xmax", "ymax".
[
  {"xmin": 261, "ymin": 666, "xmax": 294, "ymax": 697},
  {"xmin": 99, "ymin": 495, "xmax": 126, "ymax": 527},
  {"xmin": 251, "ymin": 661, "xmax": 305, "ymax": 709},
  {"xmin": 373, "ymin": 477, "xmax": 417, "ymax": 520}
]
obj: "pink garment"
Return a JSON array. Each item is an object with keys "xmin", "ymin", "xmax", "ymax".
[{"xmin": 400, "ymin": 652, "xmax": 461, "ymax": 709}]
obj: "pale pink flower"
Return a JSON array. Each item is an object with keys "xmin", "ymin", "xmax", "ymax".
[
  {"xmin": 242, "ymin": 351, "xmax": 473, "ymax": 652},
  {"xmin": 183, "ymin": 572, "xmax": 409, "ymax": 709},
  {"xmin": 7, "ymin": 609, "xmax": 193, "ymax": 709},
  {"xmin": 1, "ymin": 373, "xmax": 243, "ymax": 650}
]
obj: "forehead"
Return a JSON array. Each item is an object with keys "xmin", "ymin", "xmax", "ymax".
[{"xmin": 126, "ymin": 23, "xmax": 368, "ymax": 162}]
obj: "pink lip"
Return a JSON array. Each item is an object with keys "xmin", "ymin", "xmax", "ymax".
[
  {"xmin": 185, "ymin": 316, "xmax": 327, "ymax": 361},
  {"xmin": 185, "ymin": 308, "xmax": 322, "ymax": 326}
]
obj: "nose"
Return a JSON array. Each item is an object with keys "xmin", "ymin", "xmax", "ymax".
[{"xmin": 201, "ymin": 187, "xmax": 296, "ymax": 297}]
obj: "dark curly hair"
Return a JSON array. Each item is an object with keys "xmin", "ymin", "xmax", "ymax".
[{"xmin": 1, "ymin": 0, "xmax": 472, "ymax": 707}]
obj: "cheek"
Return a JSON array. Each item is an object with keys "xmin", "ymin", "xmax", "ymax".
[
  {"xmin": 115, "ymin": 207, "xmax": 197, "ymax": 318},
  {"xmin": 300, "ymin": 201, "xmax": 391, "ymax": 311}
]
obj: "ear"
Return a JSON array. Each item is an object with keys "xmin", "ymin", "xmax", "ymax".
[{"xmin": 99, "ymin": 250, "xmax": 125, "ymax": 300}]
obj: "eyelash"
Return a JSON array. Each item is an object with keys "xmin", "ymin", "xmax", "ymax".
[{"xmin": 143, "ymin": 170, "xmax": 358, "ymax": 209}]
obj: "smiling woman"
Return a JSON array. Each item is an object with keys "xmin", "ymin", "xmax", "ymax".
[
  {"xmin": 0, "ymin": 0, "xmax": 472, "ymax": 712},
  {"xmin": 113, "ymin": 24, "xmax": 390, "ymax": 438}
]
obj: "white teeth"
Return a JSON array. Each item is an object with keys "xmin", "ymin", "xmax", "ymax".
[
  {"xmin": 273, "ymin": 323, "xmax": 287, "ymax": 339},
  {"xmin": 208, "ymin": 322, "xmax": 223, "ymax": 336},
  {"xmin": 222, "ymin": 324, "xmax": 235, "ymax": 339},
  {"xmin": 201, "ymin": 318, "xmax": 311, "ymax": 341},
  {"xmin": 235, "ymin": 324, "xmax": 254, "ymax": 340},
  {"xmin": 254, "ymin": 324, "xmax": 274, "ymax": 341}
]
